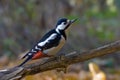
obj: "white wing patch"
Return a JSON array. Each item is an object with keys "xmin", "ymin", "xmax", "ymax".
[
  {"xmin": 31, "ymin": 49, "xmax": 37, "ymax": 52},
  {"xmin": 38, "ymin": 33, "xmax": 57, "ymax": 46},
  {"xmin": 35, "ymin": 46, "xmax": 41, "ymax": 50}
]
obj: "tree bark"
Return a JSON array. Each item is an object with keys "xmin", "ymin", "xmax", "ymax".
[{"xmin": 0, "ymin": 40, "xmax": 120, "ymax": 80}]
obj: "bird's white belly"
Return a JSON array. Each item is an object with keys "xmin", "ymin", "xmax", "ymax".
[{"xmin": 43, "ymin": 36, "xmax": 65, "ymax": 56}]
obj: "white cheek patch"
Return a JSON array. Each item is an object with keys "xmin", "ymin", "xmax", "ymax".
[
  {"xmin": 56, "ymin": 23, "xmax": 66, "ymax": 30},
  {"xmin": 57, "ymin": 25, "xmax": 66, "ymax": 30}
]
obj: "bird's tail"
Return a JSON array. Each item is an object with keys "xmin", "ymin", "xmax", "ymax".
[
  {"xmin": 21, "ymin": 52, "xmax": 29, "ymax": 59},
  {"xmin": 18, "ymin": 53, "xmax": 33, "ymax": 67}
]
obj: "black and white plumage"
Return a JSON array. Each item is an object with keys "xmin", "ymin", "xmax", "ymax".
[{"xmin": 18, "ymin": 18, "xmax": 77, "ymax": 66}]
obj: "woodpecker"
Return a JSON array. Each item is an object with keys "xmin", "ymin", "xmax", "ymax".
[{"xmin": 18, "ymin": 18, "xmax": 77, "ymax": 66}]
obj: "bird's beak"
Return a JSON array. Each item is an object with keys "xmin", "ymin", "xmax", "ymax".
[{"xmin": 70, "ymin": 18, "xmax": 78, "ymax": 24}]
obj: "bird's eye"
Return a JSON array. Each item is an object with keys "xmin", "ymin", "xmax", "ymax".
[{"xmin": 64, "ymin": 22, "xmax": 67, "ymax": 25}]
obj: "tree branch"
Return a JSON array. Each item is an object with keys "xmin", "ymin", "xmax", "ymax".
[{"xmin": 0, "ymin": 40, "xmax": 120, "ymax": 80}]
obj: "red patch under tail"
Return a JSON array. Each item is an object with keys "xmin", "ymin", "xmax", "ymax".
[{"xmin": 32, "ymin": 51, "xmax": 49, "ymax": 60}]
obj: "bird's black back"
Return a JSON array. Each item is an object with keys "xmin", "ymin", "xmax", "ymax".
[
  {"xmin": 31, "ymin": 29, "xmax": 66, "ymax": 51},
  {"xmin": 39, "ymin": 29, "xmax": 57, "ymax": 42}
]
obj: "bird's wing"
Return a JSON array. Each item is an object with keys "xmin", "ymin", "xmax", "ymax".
[
  {"xmin": 38, "ymin": 33, "xmax": 61, "ymax": 50},
  {"xmin": 18, "ymin": 30, "xmax": 61, "ymax": 66},
  {"xmin": 21, "ymin": 33, "xmax": 60, "ymax": 59}
]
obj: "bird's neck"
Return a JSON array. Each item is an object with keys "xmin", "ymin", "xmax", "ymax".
[{"xmin": 55, "ymin": 28, "xmax": 67, "ymax": 40}]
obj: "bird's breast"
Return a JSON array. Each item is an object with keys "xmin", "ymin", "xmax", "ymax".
[{"xmin": 43, "ymin": 36, "xmax": 65, "ymax": 56}]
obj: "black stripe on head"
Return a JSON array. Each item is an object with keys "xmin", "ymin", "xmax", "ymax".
[{"xmin": 56, "ymin": 18, "xmax": 68, "ymax": 27}]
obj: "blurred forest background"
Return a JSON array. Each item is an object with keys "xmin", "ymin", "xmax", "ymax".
[{"xmin": 0, "ymin": 0, "xmax": 120, "ymax": 80}]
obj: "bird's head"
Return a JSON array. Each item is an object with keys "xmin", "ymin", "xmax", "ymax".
[{"xmin": 55, "ymin": 18, "xmax": 77, "ymax": 32}]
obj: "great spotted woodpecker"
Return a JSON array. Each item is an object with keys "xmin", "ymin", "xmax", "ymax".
[{"xmin": 18, "ymin": 18, "xmax": 77, "ymax": 66}]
